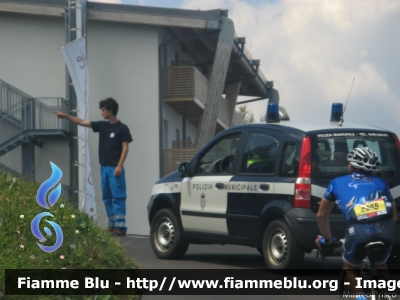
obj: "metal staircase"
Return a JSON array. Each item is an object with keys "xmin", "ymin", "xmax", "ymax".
[{"xmin": 0, "ymin": 79, "xmax": 70, "ymax": 158}]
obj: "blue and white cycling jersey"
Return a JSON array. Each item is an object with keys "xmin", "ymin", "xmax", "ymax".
[{"xmin": 324, "ymin": 172, "xmax": 394, "ymax": 224}]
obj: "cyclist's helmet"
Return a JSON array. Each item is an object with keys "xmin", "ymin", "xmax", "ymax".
[{"xmin": 347, "ymin": 147, "xmax": 380, "ymax": 172}]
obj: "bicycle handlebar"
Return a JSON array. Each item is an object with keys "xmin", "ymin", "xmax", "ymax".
[
  {"xmin": 320, "ymin": 239, "xmax": 343, "ymax": 257},
  {"xmin": 317, "ymin": 239, "xmax": 343, "ymax": 266}
]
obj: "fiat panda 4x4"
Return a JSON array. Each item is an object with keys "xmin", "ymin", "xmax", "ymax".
[{"xmin": 147, "ymin": 103, "xmax": 400, "ymax": 269}]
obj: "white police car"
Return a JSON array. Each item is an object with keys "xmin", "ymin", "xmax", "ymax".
[{"xmin": 148, "ymin": 103, "xmax": 400, "ymax": 269}]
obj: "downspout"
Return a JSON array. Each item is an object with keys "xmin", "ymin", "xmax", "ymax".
[
  {"xmin": 182, "ymin": 116, "xmax": 186, "ymax": 143},
  {"xmin": 67, "ymin": 0, "xmax": 79, "ymax": 206},
  {"xmin": 158, "ymin": 30, "xmax": 220, "ymax": 178}
]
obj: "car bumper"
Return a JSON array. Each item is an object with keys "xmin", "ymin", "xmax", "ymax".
[{"xmin": 285, "ymin": 208, "xmax": 400, "ymax": 251}]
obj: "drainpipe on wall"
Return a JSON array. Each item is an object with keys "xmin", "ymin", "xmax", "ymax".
[{"xmin": 67, "ymin": 0, "xmax": 79, "ymax": 206}]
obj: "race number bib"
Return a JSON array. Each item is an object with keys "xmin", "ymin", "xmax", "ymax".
[{"xmin": 353, "ymin": 199, "xmax": 387, "ymax": 221}]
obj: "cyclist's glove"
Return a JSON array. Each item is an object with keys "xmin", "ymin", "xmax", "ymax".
[{"xmin": 318, "ymin": 236, "xmax": 337, "ymax": 245}]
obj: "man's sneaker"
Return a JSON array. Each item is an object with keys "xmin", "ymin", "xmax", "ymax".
[{"xmin": 112, "ymin": 228, "xmax": 126, "ymax": 237}]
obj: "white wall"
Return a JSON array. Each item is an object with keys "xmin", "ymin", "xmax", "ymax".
[
  {"xmin": 185, "ymin": 118, "xmax": 197, "ymax": 143},
  {"xmin": 0, "ymin": 14, "xmax": 66, "ymax": 97},
  {"xmin": 162, "ymin": 103, "xmax": 197, "ymax": 148},
  {"xmin": 163, "ymin": 104, "xmax": 182, "ymax": 149},
  {"xmin": 0, "ymin": 13, "xmax": 69, "ymax": 181},
  {"xmin": 0, "ymin": 12, "xmax": 160, "ymax": 235},
  {"xmin": 35, "ymin": 141, "xmax": 70, "ymax": 186},
  {"xmin": 0, "ymin": 147, "xmax": 21, "ymax": 174},
  {"xmin": 87, "ymin": 21, "xmax": 159, "ymax": 235}
]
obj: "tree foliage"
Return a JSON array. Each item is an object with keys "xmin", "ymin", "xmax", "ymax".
[
  {"xmin": 0, "ymin": 172, "xmax": 140, "ymax": 299},
  {"xmin": 237, "ymin": 105, "xmax": 255, "ymax": 124}
]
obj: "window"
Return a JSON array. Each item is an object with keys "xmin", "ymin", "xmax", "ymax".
[
  {"xmin": 313, "ymin": 134, "xmax": 400, "ymax": 177},
  {"xmin": 241, "ymin": 132, "xmax": 279, "ymax": 174},
  {"xmin": 197, "ymin": 133, "xmax": 241, "ymax": 175},
  {"xmin": 279, "ymin": 142, "xmax": 300, "ymax": 177}
]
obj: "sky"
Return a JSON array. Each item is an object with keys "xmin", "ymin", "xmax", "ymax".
[{"xmin": 90, "ymin": 0, "xmax": 400, "ymax": 138}]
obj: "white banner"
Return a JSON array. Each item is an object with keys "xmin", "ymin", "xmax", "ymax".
[{"xmin": 61, "ymin": 37, "xmax": 97, "ymax": 219}]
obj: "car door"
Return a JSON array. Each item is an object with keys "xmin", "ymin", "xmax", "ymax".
[
  {"xmin": 226, "ymin": 130, "xmax": 280, "ymax": 238},
  {"xmin": 180, "ymin": 132, "xmax": 242, "ymax": 235}
]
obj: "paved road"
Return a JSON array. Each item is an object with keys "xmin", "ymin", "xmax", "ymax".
[{"xmin": 120, "ymin": 235, "xmax": 342, "ymax": 300}]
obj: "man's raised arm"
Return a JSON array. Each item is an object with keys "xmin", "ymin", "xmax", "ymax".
[{"xmin": 53, "ymin": 111, "xmax": 91, "ymax": 128}]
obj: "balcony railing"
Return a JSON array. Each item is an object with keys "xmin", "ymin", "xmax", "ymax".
[
  {"xmin": 163, "ymin": 65, "xmax": 244, "ymax": 130},
  {"xmin": 0, "ymin": 79, "xmax": 31, "ymax": 112},
  {"xmin": 163, "ymin": 140, "xmax": 197, "ymax": 176},
  {"xmin": 0, "ymin": 79, "xmax": 69, "ymax": 158},
  {"xmin": 0, "ymin": 97, "xmax": 69, "ymax": 146}
]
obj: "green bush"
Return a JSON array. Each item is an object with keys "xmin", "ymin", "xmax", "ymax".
[{"xmin": 0, "ymin": 172, "xmax": 140, "ymax": 300}]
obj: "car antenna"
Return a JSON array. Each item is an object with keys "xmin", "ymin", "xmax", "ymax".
[{"xmin": 339, "ymin": 77, "xmax": 355, "ymax": 126}]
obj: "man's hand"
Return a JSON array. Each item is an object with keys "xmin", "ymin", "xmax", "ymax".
[
  {"xmin": 53, "ymin": 111, "xmax": 66, "ymax": 119},
  {"xmin": 315, "ymin": 235, "xmax": 325, "ymax": 249},
  {"xmin": 115, "ymin": 142, "xmax": 129, "ymax": 177},
  {"xmin": 53, "ymin": 111, "xmax": 91, "ymax": 127},
  {"xmin": 315, "ymin": 235, "xmax": 338, "ymax": 250},
  {"xmin": 114, "ymin": 166, "xmax": 123, "ymax": 177}
]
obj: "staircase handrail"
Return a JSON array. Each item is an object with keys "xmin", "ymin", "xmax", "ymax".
[
  {"xmin": 0, "ymin": 99, "xmax": 30, "ymax": 118},
  {"xmin": 0, "ymin": 97, "xmax": 69, "ymax": 145}
]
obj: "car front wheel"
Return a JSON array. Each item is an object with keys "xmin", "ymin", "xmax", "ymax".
[
  {"xmin": 263, "ymin": 219, "xmax": 304, "ymax": 269},
  {"xmin": 150, "ymin": 209, "xmax": 189, "ymax": 259}
]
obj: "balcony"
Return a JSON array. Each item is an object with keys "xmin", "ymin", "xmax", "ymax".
[
  {"xmin": 161, "ymin": 65, "xmax": 245, "ymax": 176},
  {"xmin": 162, "ymin": 65, "xmax": 244, "ymax": 132},
  {"xmin": 0, "ymin": 80, "xmax": 69, "ymax": 157}
]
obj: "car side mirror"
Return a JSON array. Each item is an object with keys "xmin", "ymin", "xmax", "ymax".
[{"xmin": 179, "ymin": 162, "xmax": 191, "ymax": 176}]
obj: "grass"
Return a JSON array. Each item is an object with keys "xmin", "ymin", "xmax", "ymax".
[{"xmin": 0, "ymin": 172, "xmax": 140, "ymax": 300}]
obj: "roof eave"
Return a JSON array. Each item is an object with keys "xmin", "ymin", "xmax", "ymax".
[
  {"xmin": 0, "ymin": 0, "xmax": 223, "ymax": 29},
  {"xmin": 0, "ymin": 1, "xmax": 65, "ymax": 17}
]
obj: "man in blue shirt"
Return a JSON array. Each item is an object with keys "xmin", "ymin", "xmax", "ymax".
[{"xmin": 316, "ymin": 147, "xmax": 397, "ymax": 300}]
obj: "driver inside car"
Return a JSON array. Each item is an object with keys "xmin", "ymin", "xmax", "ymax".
[{"xmin": 246, "ymin": 138, "xmax": 278, "ymax": 173}]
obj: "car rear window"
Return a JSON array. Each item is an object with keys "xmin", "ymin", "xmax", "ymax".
[{"xmin": 311, "ymin": 132, "xmax": 400, "ymax": 178}]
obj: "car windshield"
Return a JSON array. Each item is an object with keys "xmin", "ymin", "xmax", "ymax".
[{"xmin": 311, "ymin": 132, "xmax": 400, "ymax": 178}]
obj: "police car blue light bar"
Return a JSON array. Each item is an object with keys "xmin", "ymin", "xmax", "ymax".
[
  {"xmin": 330, "ymin": 103, "xmax": 343, "ymax": 122},
  {"xmin": 266, "ymin": 102, "xmax": 280, "ymax": 123}
]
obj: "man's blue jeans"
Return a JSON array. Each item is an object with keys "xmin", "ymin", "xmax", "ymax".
[{"xmin": 101, "ymin": 166, "xmax": 127, "ymax": 232}]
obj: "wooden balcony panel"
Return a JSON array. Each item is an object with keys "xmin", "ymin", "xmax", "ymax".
[
  {"xmin": 163, "ymin": 65, "xmax": 244, "ymax": 129},
  {"xmin": 163, "ymin": 66, "xmax": 207, "ymax": 103}
]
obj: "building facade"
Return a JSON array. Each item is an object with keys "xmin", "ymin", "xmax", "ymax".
[{"xmin": 0, "ymin": 0, "xmax": 275, "ymax": 235}]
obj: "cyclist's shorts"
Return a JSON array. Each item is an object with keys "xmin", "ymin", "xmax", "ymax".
[{"xmin": 343, "ymin": 219, "xmax": 393, "ymax": 266}]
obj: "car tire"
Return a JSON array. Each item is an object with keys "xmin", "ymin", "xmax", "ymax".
[
  {"xmin": 150, "ymin": 208, "xmax": 189, "ymax": 259},
  {"xmin": 263, "ymin": 219, "xmax": 304, "ymax": 269}
]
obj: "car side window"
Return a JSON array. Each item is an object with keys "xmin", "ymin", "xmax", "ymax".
[
  {"xmin": 241, "ymin": 132, "xmax": 279, "ymax": 174},
  {"xmin": 279, "ymin": 142, "xmax": 300, "ymax": 177},
  {"xmin": 197, "ymin": 133, "xmax": 241, "ymax": 175}
]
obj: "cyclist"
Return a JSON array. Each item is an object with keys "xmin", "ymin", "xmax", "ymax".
[{"xmin": 315, "ymin": 147, "xmax": 397, "ymax": 300}]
